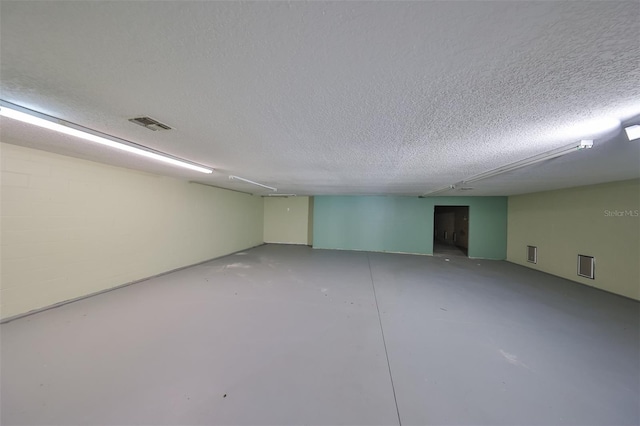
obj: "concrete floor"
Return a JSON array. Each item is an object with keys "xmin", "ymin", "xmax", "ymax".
[
  {"xmin": 432, "ymin": 241, "xmax": 468, "ymax": 258},
  {"xmin": 1, "ymin": 245, "xmax": 638, "ymax": 425}
]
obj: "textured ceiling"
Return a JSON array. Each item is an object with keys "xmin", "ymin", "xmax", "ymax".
[{"xmin": 1, "ymin": 1, "xmax": 639, "ymax": 196}]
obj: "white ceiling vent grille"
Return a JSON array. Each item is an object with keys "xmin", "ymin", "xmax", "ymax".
[
  {"xmin": 128, "ymin": 116, "xmax": 172, "ymax": 131},
  {"xmin": 577, "ymin": 255, "xmax": 595, "ymax": 279}
]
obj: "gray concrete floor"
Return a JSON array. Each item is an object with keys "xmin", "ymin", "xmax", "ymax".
[{"xmin": 1, "ymin": 245, "xmax": 638, "ymax": 425}]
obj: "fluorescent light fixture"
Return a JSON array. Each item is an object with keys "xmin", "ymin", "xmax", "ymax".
[
  {"xmin": 462, "ymin": 140, "xmax": 594, "ymax": 184},
  {"xmin": 578, "ymin": 139, "xmax": 594, "ymax": 149},
  {"xmin": 267, "ymin": 193, "xmax": 296, "ymax": 197},
  {"xmin": 421, "ymin": 139, "xmax": 595, "ymax": 196},
  {"xmin": 229, "ymin": 175, "xmax": 277, "ymax": 192},
  {"xmin": 0, "ymin": 100, "xmax": 213, "ymax": 174},
  {"xmin": 189, "ymin": 181, "xmax": 253, "ymax": 195},
  {"xmin": 421, "ymin": 184, "xmax": 457, "ymax": 197},
  {"xmin": 624, "ymin": 125, "xmax": 640, "ymax": 141}
]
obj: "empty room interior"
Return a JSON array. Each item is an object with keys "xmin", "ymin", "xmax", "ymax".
[{"xmin": 1, "ymin": 2, "xmax": 639, "ymax": 425}]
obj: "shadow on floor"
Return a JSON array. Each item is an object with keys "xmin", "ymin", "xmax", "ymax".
[{"xmin": 433, "ymin": 241, "xmax": 467, "ymax": 257}]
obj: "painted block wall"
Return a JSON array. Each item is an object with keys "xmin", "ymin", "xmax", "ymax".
[
  {"xmin": 0, "ymin": 143, "xmax": 264, "ymax": 319},
  {"xmin": 313, "ymin": 196, "xmax": 507, "ymax": 259},
  {"xmin": 507, "ymin": 179, "xmax": 640, "ymax": 300},
  {"xmin": 263, "ymin": 196, "xmax": 311, "ymax": 245},
  {"xmin": 307, "ymin": 197, "xmax": 314, "ymax": 245}
]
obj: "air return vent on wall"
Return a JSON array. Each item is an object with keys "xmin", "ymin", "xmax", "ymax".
[
  {"xmin": 128, "ymin": 116, "xmax": 172, "ymax": 131},
  {"xmin": 577, "ymin": 255, "xmax": 595, "ymax": 279},
  {"xmin": 527, "ymin": 246, "xmax": 537, "ymax": 264}
]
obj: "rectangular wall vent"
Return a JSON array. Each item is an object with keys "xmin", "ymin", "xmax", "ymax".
[
  {"xmin": 527, "ymin": 245, "xmax": 537, "ymax": 264},
  {"xmin": 128, "ymin": 116, "xmax": 172, "ymax": 131},
  {"xmin": 577, "ymin": 255, "xmax": 595, "ymax": 279},
  {"xmin": 443, "ymin": 231, "xmax": 448, "ymax": 240}
]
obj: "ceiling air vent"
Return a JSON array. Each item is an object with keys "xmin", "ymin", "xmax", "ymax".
[{"xmin": 128, "ymin": 116, "xmax": 172, "ymax": 131}]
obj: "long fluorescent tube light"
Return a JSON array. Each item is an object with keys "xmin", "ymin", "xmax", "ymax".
[
  {"xmin": 267, "ymin": 193, "xmax": 296, "ymax": 197},
  {"xmin": 462, "ymin": 140, "xmax": 593, "ymax": 184},
  {"xmin": 229, "ymin": 175, "xmax": 277, "ymax": 192},
  {"xmin": 0, "ymin": 100, "xmax": 213, "ymax": 174},
  {"xmin": 420, "ymin": 139, "xmax": 594, "ymax": 196},
  {"xmin": 624, "ymin": 125, "xmax": 640, "ymax": 141}
]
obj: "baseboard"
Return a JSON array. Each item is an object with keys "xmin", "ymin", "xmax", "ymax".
[
  {"xmin": 505, "ymin": 260, "xmax": 639, "ymax": 303},
  {"xmin": 264, "ymin": 241, "xmax": 309, "ymax": 245},
  {"xmin": 311, "ymin": 246, "xmax": 431, "ymax": 256},
  {"xmin": 0, "ymin": 243, "xmax": 265, "ymax": 324}
]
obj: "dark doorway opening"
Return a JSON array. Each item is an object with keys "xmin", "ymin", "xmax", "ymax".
[{"xmin": 433, "ymin": 206, "xmax": 469, "ymax": 257}]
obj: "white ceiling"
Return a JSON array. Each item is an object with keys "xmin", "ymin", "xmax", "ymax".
[{"xmin": 1, "ymin": 1, "xmax": 639, "ymax": 196}]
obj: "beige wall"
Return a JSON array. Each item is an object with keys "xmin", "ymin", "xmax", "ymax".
[
  {"xmin": 507, "ymin": 179, "xmax": 640, "ymax": 300},
  {"xmin": 263, "ymin": 196, "xmax": 311, "ymax": 245},
  {"xmin": 0, "ymin": 143, "xmax": 264, "ymax": 319}
]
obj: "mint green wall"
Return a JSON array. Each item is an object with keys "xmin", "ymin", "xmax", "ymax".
[{"xmin": 313, "ymin": 196, "xmax": 507, "ymax": 259}]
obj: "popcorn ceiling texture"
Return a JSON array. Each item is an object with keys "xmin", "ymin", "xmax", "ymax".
[{"xmin": 1, "ymin": 1, "xmax": 639, "ymax": 195}]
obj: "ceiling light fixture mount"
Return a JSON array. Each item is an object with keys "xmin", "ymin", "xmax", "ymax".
[
  {"xmin": 624, "ymin": 125, "xmax": 640, "ymax": 141},
  {"xmin": 0, "ymin": 100, "xmax": 213, "ymax": 174}
]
